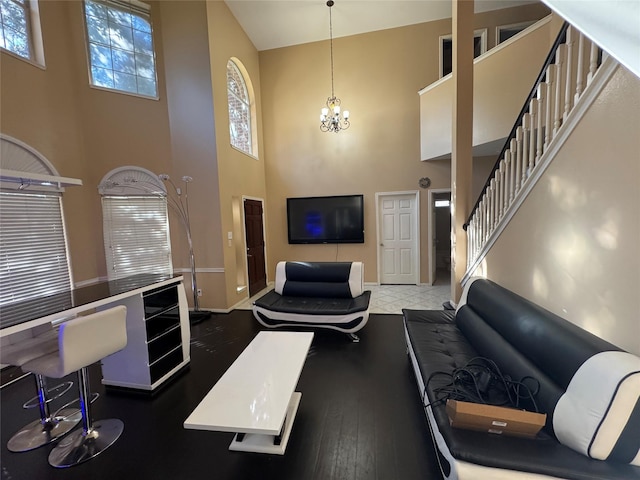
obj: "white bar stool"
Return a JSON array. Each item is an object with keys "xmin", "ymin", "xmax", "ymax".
[
  {"xmin": 1, "ymin": 328, "xmax": 82, "ymax": 452},
  {"xmin": 22, "ymin": 306, "xmax": 128, "ymax": 468}
]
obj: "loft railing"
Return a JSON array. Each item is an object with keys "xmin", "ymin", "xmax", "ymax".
[{"xmin": 464, "ymin": 22, "xmax": 604, "ymax": 274}]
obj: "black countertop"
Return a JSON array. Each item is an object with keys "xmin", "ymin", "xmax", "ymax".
[{"xmin": 1, "ymin": 274, "xmax": 181, "ymax": 330}]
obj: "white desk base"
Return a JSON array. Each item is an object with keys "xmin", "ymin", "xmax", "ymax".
[{"xmin": 229, "ymin": 392, "xmax": 301, "ymax": 455}]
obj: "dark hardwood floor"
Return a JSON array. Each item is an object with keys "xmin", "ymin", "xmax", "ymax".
[{"xmin": 1, "ymin": 311, "xmax": 442, "ymax": 480}]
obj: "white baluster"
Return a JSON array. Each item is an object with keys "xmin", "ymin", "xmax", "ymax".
[
  {"xmin": 505, "ymin": 150, "xmax": 514, "ymax": 203},
  {"xmin": 512, "ymin": 138, "xmax": 520, "ymax": 194},
  {"xmin": 467, "ymin": 222, "xmax": 472, "ymax": 268},
  {"xmin": 554, "ymin": 44, "xmax": 565, "ymax": 135},
  {"xmin": 477, "ymin": 210, "xmax": 482, "ymax": 254},
  {"xmin": 564, "ymin": 27, "xmax": 573, "ymax": 122},
  {"xmin": 467, "ymin": 219, "xmax": 473, "ymax": 264},
  {"xmin": 522, "ymin": 113, "xmax": 530, "ymax": 179},
  {"xmin": 574, "ymin": 30, "xmax": 585, "ymax": 104},
  {"xmin": 529, "ymin": 100, "xmax": 537, "ymax": 173},
  {"xmin": 495, "ymin": 172, "xmax": 501, "ymax": 227},
  {"xmin": 515, "ymin": 127, "xmax": 524, "ymax": 186},
  {"xmin": 485, "ymin": 196, "xmax": 490, "ymax": 242},
  {"xmin": 544, "ymin": 65, "xmax": 556, "ymax": 147},
  {"xmin": 587, "ymin": 41, "xmax": 599, "ymax": 84},
  {"xmin": 499, "ymin": 163, "xmax": 505, "ymax": 220},
  {"xmin": 488, "ymin": 178, "xmax": 496, "ymax": 235},
  {"xmin": 504, "ymin": 150, "xmax": 513, "ymax": 210},
  {"xmin": 535, "ymin": 87, "xmax": 546, "ymax": 165},
  {"xmin": 475, "ymin": 214, "xmax": 480, "ymax": 258}
]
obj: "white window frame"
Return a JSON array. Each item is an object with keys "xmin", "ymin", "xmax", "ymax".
[
  {"xmin": 82, "ymin": 0, "xmax": 159, "ymax": 99},
  {"xmin": 439, "ymin": 28, "xmax": 487, "ymax": 78},
  {"xmin": 227, "ymin": 58, "xmax": 257, "ymax": 158},
  {"xmin": 0, "ymin": 0, "xmax": 45, "ymax": 67}
]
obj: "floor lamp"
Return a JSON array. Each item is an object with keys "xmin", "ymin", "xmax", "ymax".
[{"xmin": 158, "ymin": 174, "xmax": 212, "ymax": 325}]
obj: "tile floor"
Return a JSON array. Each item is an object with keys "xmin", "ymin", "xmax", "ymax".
[{"xmin": 235, "ymin": 269, "xmax": 452, "ymax": 314}]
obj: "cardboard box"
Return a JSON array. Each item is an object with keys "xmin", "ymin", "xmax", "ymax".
[{"xmin": 446, "ymin": 400, "xmax": 546, "ymax": 438}]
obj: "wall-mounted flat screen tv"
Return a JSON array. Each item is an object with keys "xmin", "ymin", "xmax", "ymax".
[{"xmin": 287, "ymin": 194, "xmax": 364, "ymax": 244}]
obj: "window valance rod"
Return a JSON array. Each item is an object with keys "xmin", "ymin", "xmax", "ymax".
[{"xmin": 0, "ymin": 168, "xmax": 83, "ymax": 189}]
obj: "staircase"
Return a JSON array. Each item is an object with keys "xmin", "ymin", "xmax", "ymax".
[{"xmin": 463, "ymin": 21, "xmax": 618, "ymax": 281}]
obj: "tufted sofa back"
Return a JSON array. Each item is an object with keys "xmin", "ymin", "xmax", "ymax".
[{"xmin": 274, "ymin": 261, "xmax": 364, "ymax": 298}]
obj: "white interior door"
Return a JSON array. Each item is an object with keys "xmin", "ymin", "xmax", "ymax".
[{"xmin": 378, "ymin": 193, "xmax": 418, "ymax": 284}]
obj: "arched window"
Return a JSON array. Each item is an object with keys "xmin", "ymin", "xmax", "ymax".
[
  {"xmin": 0, "ymin": 134, "xmax": 81, "ymax": 306},
  {"xmin": 226, "ymin": 58, "xmax": 256, "ymax": 157},
  {"xmin": 98, "ymin": 167, "xmax": 172, "ymax": 280}
]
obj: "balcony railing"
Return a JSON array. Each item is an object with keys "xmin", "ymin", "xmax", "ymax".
[{"xmin": 464, "ymin": 22, "xmax": 605, "ymax": 275}]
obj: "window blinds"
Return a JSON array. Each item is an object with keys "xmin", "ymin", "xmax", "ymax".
[
  {"xmin": 102, "ymin": 196, "xmax": 172, "ymax": 280},
  {"xmin": 0, "ymin": 191, "xmax": 72, "ymax": 305}
]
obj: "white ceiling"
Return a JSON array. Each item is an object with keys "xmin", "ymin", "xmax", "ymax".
[{"xmin": 225, "ymin": 0, "xmax": 539, "ymax": 51}]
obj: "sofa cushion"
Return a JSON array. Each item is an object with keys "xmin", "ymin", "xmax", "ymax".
[
  {"xmin": 553, "ymin": 351, "xmax": 640, "ymax": 465},
  {"xmin": 402, "ymin": 308, "xmax": 455, "ymax": 325},
  {"xmin": 254, "ymin": 289, "xmax": 370, "ymax": 315}
]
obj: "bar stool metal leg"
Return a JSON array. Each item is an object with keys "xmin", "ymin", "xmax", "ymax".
[
  {"xmin": 48, "ymin": 367, "xmax": 124, "ymax": 468},
  {"xmin": 7, "ymin": 374, "xmax": 81, "ymax": 452}
]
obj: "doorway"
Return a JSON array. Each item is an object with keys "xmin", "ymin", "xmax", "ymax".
[
  {"xmin": 376, "ymin": 192, "xmax": 419, "ymax": 285},
  {"xmin": 427, "ymin": 189, "xmax": 452, "ymax": 286},
  {"xmin": 243, "ymin": 198, "xmax": 267, "ymax": 296}
]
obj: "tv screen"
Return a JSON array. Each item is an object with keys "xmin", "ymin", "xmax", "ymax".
[{"xmin": 287, "ymin": 194, "xmax": 364, "ymax": 244}]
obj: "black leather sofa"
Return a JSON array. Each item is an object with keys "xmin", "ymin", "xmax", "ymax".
[
  {"xmin": 253, "ymin": 261, "xmax": 371, "ymax": 341},
  {"xmin": 403, "ymin": 278, "xmax": 640, "ymax": 480}
]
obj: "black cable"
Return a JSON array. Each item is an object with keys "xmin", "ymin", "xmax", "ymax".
[{"xmin": 421, "ymin": 357, "xmax": 542, "ymax": 413}]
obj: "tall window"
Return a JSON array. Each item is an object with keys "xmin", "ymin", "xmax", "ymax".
[
  {"xmin": 0, "ymin": 0, "xmax": 30, "ymax": 59},
  {"xmin": 83, "ymin": 0, "xmax": 158, "ymax": 98},
  {"xmin": 0, "ymin": 192, "xmax": 72, "ymax": 304},
  {"xmin": 0, "ymin": 135, "xmax": 78, "ymax": 306},
  {"xmin": 99, "ymin": 167, "xmax": 172, "ymax": 281},
  {"xmin": 227, "ymin": 59, "xmax": 254, "ymax": 156},
  {"xmin": 0, "ymin": 0, "xmax": 44, "ymax": 64},
  {"xmin": 102, "ymin": 196, "xmax": 172, "ymax": 280}
]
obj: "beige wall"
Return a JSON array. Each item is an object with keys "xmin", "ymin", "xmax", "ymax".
[
  {"xmin": 0, "ymin": 1, "xmax": 265, "ymax": 310},
  {"xmin": 472, "ymin": 155, "xmax": 496, "ymax": 200},
  {"xmin": 420, "ymin": 14, "xmax": 557, "ymax": 160},
  {"xmin": 206, "ymin": 1, "xmax": 267, "ymax": 307},
  {"xmin": 259, "ymin": 22, "xmax": 450, "ymax": 284},
  {"xmin": 1, "ymin": 1, "xmax": 566, "ymax": 310},
  {"xmin": 159, "ymin": 0, "xmax": 225, "ymax": 307},
  {"xmin": 0, "ymin": 1, "xmax": 174, "ymax": 284},
  {"xmin": 259, "ymin": 4, "xmax": 549, "ymax": 284},
  {"xmin": 471, "ymin": 65, "xmax": 640, "ymax": 355}
]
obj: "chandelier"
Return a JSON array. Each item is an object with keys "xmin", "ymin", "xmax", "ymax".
[{"xmin": 320, "ymin": 0, "xmax": 350, "ymax": 133}]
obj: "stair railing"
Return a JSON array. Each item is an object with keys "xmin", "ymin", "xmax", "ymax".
[{"xmin": 464, "ymin": 21, "xmax": 604, "ymax": 275}]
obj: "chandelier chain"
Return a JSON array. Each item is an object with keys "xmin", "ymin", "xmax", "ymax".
[
  {"xmin": 329, "ymin": 2, "xmax": 334, "ymax": 98},
  {"xmin": 319, "ymin": 0, "xmax": 350, "ymax": 133}
]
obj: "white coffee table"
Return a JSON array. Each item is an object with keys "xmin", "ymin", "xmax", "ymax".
[{"xmin": 183, "ymin": 331, "xmax": 314, "ymax": 454}]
